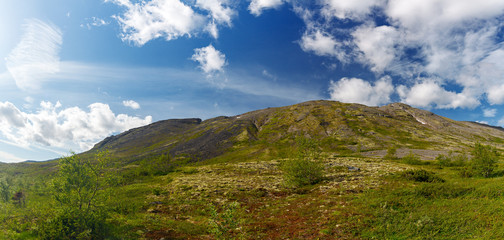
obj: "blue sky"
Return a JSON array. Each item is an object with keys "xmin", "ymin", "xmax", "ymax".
[{"xmin": 1, "ymin": 0, "xmax": 504, "ymax": 162}]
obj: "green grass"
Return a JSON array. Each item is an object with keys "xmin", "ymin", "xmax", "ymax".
[
  {"xmin": 334, "ymin": 164, "xmax": 504, "ymax": 239},
  {"xmin": 2, "ymin": 151, "xmax": 504, "ymax": 239}
]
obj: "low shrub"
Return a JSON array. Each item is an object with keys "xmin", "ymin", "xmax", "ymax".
[
  {"xmin": 436, "ymin": 152, "xmax": 468, "ymax": 167},
  {"xmin": 38, "ymin": 209, "xmax": 111, "ymax": 240},
  {"xmin": 401, "ymin": 152, "xmax": 429, "ymax": 165},
  {"xmin": 471, "ymin": 143, "xmax": 499, "ymax": 178},
  {"xmin": 281, "ymin": 158, "xmax": 324, "ymax": 188},
  {"xmin": 400, "ymin": 169, "xmax": 445, "ymax": 183}
]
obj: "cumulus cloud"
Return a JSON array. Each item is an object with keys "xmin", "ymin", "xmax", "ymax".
[
  {"xmin": 5, "ymin": 19, "xmax": 62, "ymax": 91},
  {"xmin": 108, "ymin": 0, "xmax": 205, "ymax": 46},
  {"xmin": 329, "ymin": 76, "xmax": 394, "ymax": 106},
  {"xmin": 352, "ymin": 24, "xmax": 402, "ymax": 73},
  {"xmin": 0, "ymin": 101, "xmax": 152, "ymax": 151},
  {"xmin": 108, "ymin": 0, "xmax": 237, "ymax": 44},
  {"xmin": 321, "ymin": 0, "xmax": 384, "ymax": 20},
  {"xmin": 191, "ymin": 45, "xmax": 227, "ymax": 74},
  {"xmin": 289, "ymin": 0, "xmax": 504, "ymax": 109},
  {"xmin": 249, "ymin": 0, "xmax": 285, "ymax": 16},
  {"xmin": 397, "ymin": 80, "xmax": 479, "ymax": 109},
  {"xmin": 299, "ymin": 30, "xmax": 347, "ymax": 62},
  {"xmin": 123, "ymin": 100, "xmax": 141, "ymax": 110},
  {"xmin": 195, "ymin": 0, "xmax": 236, "ymax": 38}
]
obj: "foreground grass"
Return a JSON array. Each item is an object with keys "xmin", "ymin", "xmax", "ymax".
[{"xmin": 2, "ymin": 155, "xmax": 504, "ymax": 239}]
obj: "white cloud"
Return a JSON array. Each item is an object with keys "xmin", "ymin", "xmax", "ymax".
[
  {"xmin": 195, "ymin": 0, "xmax": 236, "ymax": 38},
  {"xmin": 0, "ymin": 101, "xmax": 152, "ymax": 151},
  {"xmin": 196, "ymin": 0, "xmax": 235, "ymax": 26},
  {"xmin": 352, "ymin": 24, "xmax": 402, "ymax": 73},
  {"xmin": 249, "ymin": 0, "xmax": 285, "ymax": 16},
  {"xmin": 299, "ymin": 30, "xmax": 347, "ymax": 62},
  {"xmin": 397, "ymin": 80, "xmax": 479, "ymax": 109},
  {"xmin": 123, "ymin": 100, "xmax": 140, "ymax": 110},
  {"xmin": 108, "ymin": 0, "xmax": 205, "ymax": 46},
  {"xmin": 81, "ymin": 17, "xmax": 109, "ymax": 29},
  {"xmin": 191, "ymin": 45, "xmax": 227, "ymax": 74},
  {"xmin": 5, "ymin": 19, "xmax": 62, "ymax": 91},
  {"xmin": 0, "ymin": 151, "xmax": 24, "ymax": 163},
  {"xmin": 321, "ymin": 0, "xmax": 384, "ymax": 20},
  {"xmin": 291, "ymin": 0, "xmax": 504, "ymax": 109},
  {"xmin": 483, "ymin": 108, "xmax": 497, "ymax": 118},
  {"xmin": 329, "ymin": 76, "xmax": 394, "ymax": 106},
  {"xmin": 108, "ymin": 0, "xmax": 238, "ymax": 43},
  {"xmin": 262, "ymin": 69, "xmax": 277, "ymax": 81}
]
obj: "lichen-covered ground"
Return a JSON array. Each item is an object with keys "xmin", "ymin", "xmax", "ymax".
[{"xmin": 141, "ymin": 156, "xmax": 409, "ymax": 239}]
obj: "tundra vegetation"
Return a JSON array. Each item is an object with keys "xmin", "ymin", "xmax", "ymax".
[
  {"xmin": 1, "ymin": 101, "xmax": 504, "ymax": 239},
  {"xmin": 0, "ymin": 141, "xmax": 501, "ymax": 239}
]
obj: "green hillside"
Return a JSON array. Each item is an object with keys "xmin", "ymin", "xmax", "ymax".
[{"xmin": 2, "ymin": 100, "xmax": 504, "ymax": 239}]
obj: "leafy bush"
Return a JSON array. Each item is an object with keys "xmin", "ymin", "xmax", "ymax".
[
  {"xmin": 470, "ymin": 143, "xmax": 499, "ymax": 178},
  {"xmin": 0, "ymin": 179, "xmax": 11, "ymax": 203},
  {"xmin": 401, "ymin": 152, "xmax": 429, "ymax": 165},
  {"xmin": 40, "ymin": 151, "xmax": 113, "ymax": 239},
  {"xmin": 436, "ymin": 152, "xmax": 467, "ymax": 167},
  {"xmin": 281, "ymin": 137, "xmax": 324, "ymax": 188},
  {"xmin": 281, "ymin": 158, "xmax": 324, "ymax": 188},
  {"xmin": 38, "ymin": 208, "xmax": 110, "ymax": 240},
  {"xmin": 384, "ymin": 146, "xmax": 397, "ymax": 160},
  {"xmin": 400, "ymin": 169, "xmax": 445, "ymax": 183},
  {"xmin": 208, "ymin": 201, "xmax": 243, "ymax": 240}
]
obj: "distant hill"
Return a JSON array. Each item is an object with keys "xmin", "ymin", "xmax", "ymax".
[{"xmin": 88, "ymin": 100, "xmax": 504, "ymax": 163}]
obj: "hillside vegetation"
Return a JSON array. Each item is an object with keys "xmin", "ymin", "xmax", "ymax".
[{"xmin": 1, "ymin": 100, "xmax": 504, "ymax": 239}]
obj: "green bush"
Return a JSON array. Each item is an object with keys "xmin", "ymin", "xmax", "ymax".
[
  {"xmin": 400, "ymin": 169, "xmax": 445, "ymax": 183},
  {"xmin": 38, "ymin": 208, "xmax": 110, "ymax": 240},
  {"xmin": 436, "ymin": 152, "xmax": 467, "ymax": 167},
  {"xmin": 208, "ymin": 201, "xmax": 243, "ymax": 240},
  {"xmin": 384, "ymin": 146, "xmax": 397, "ymax": 160},
  {"xmin": 402, "ymin": 152, "xmax": 429, "ymax": 165},
  {"xmin": 281, "ymin": 158, "xmax": 324, "ymax": 188},
  {"xmin": 470, "ymin": 143, "xmax": 499, "ymax": 178},
  {"xmin": 40, "ymin": 151, "xmax": 113, "ymax": 239},
  {"xmin": 281, "ymin": 137, "xmax": 324, "ymax": 188}
]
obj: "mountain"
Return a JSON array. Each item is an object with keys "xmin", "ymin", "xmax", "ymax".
[{"xmin": 89, "ymin": 100, "xmax": 504, "ymax": 163}]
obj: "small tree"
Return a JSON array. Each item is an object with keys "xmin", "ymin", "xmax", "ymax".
[
  {"xmin": 0, "ymin": 179, "xmax": 11, "ymax": 203},
  {"xmin": 281, "ymin": 137, "xmax": 324, "ymax": 188},
  {"xmin": 384, "ymin": 145, "xmax": 397, "ymax": 160},
  {"xmin": 40, "ymin": 151, "xmax": 111, "ymax": 239},
  {"xmin": 471, "ymin": 143, "xmax": 499, "ymax": 178}
]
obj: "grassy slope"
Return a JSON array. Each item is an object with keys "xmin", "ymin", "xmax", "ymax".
[{"xmin": 2, "ymin": 100, "xmax": 504, "ymax": 238}]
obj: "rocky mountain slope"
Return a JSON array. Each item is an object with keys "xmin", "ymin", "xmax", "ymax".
[{"xmin": 89, "ymin": 100, "xmax": 504, "ymax": 163}]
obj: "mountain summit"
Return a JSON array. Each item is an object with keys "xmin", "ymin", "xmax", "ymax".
[{"xmin": 89, "ymin": 100, "xmax": 504, "ymax": 163}]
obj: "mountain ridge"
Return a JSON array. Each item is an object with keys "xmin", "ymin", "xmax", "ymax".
[{"xmin": 88, "ymin": 100, "xmax": 504, "ymax": 164}]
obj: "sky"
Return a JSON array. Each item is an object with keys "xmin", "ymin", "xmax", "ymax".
[{"xmin": 1, "ymin": 0, "xmax": 504, "ymax": 162}]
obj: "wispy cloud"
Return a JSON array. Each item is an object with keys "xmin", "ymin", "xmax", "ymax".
[
  {"xmin": 81, "ymin": 17, "xmax": 109, "ymax": 29},
  {"xmin": 5, "ymin": 19, "xmax": 62, "ymax": 91},
  {"xmin": 483, "ymin": 108, "xmax": 497, "ymax": 118},
  {"xmin": 0, "ymin": 150, "xmax": 24, "ymax": 163}
]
